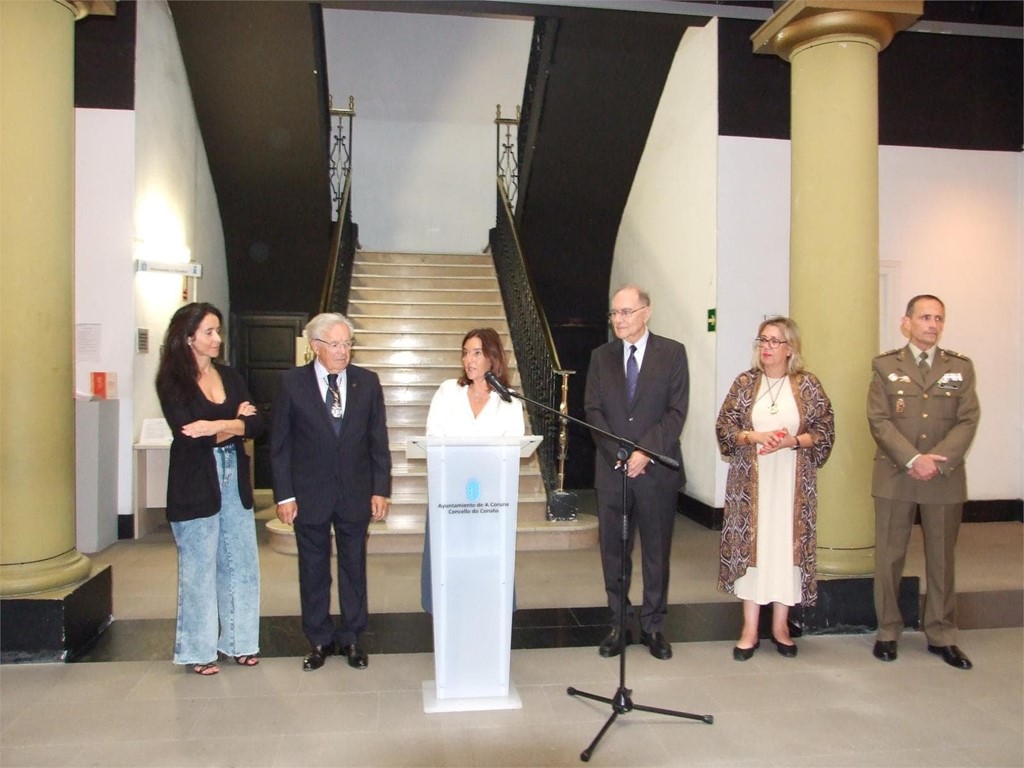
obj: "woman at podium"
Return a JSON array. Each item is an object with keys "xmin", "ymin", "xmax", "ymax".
[{"xmin": 420, "ymin": 328, "xmax": 525, "ymax": 612}]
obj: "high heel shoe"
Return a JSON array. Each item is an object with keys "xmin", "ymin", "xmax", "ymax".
[
  {"xmin": 732, "ymin": 640, "xmax": 760, "ymax": 661},
  {"xmin": 771, "ymin": 636, "xmax": 798, "ymax": 658}
]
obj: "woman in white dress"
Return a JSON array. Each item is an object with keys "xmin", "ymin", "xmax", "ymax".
[
  {"xmin": 715, "ymin": 317, "xmax": 834, "ymax": 660},
  {"xmin": 420, "ymin": 328, "xmax": 525, "ymax": 612}
]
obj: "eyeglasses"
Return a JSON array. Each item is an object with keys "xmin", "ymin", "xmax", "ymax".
[
  {"xmin": 607, "ymin": 306, "xmax": 647, "ymax": 319},
  {"xmin": 753, "ymin": 336, "xmax": 788, "ymax": 349},
  {"xmin": 314, "ymin": 338, "xmax": 354, "ymax": 351}
]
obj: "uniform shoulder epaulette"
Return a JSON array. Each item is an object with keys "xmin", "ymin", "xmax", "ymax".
[
  {"xmin": 874, "ymin": 348, "xmax": 900, "ymax": 359},
  {"xmin": 940, "ymin": 348, "xmax": 971, "ymax": 361}
]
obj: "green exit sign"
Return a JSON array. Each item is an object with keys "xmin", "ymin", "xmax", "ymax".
[{"xmin": 707, "ymin": 308, "xmax": 716, "ymax": 332}]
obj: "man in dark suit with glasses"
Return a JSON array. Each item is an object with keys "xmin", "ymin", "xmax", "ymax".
[
  {"xmin": 585, "ymin": 285, "xmax": 689, "ymax": 660},
  {"xmin": 272, "ymin": 313, "xmax": 391, "ymax": 672}
]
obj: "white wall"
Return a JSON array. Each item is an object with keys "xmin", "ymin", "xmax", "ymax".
[
  {"xmin": 134, "ymin": 0, "xmax": 229, "ymax": 433},
  {"xmin": 613, "ymin": 20, "xmax": 720, "ymax": 505},
  {"xmin": 75, "ymin": 110, "xmax": 136, "ymax": 518},
  {"xmin": 715, "ymin": 135, "xmax": 791, "ymax": 504},
  {"xmin": 74, "ymin": 0, "xmax": 228, "ymax": 522},
  {"xmin": 323, "ymin": 10, "xmax": 532, "ymax": 254},
  {"xmin": 878, "ymin": 146, "xmax": 1022, "ymax": 500}
]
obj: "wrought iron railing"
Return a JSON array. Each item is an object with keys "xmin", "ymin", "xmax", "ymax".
[
  {"xmin": 329, "ymin": 95, "xmax": 355, "ymax": 222},
  {"xmin": 492, "ymin": 177, "xmax": 565, "ymax": 494},
  {"xmin": 320, "ymin": 172, "xmax": 356, "ymax": 314},
  {"xmin": 495, "ymin": 105, "xmax": 520, "ymax": 212}
]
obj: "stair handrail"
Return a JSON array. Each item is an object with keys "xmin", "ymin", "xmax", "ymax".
[
  {"xmin": 319, "ymin": 170, "xmax": 356, "ymax": 314},
  {"xmin": 492, "ymin": 176, "xmax": 567, "ymax": 494}
]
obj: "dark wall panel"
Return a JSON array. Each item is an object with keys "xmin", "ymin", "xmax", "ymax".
[
  {"xmin": 717, "ymin": 17, "xmax": 790, "ymax": 141},
  {"xmin": 75, "ymin": 0, "xmax": 136, "ymax": 110},
  {"xmin": 878, "ymin": 32, "xmax": 1023, "ymax": 151},
  {"xmin": 719, "ymin": 17, "xmax": 1023, "ymax": 152}
]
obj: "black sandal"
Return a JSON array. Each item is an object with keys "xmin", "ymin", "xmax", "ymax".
[
  {"xmin": 192, "ymin": 662, "xmax": 220, "ymax": 676},
  {"xmin": 218, "ymin": 651, "xmax": 260, "ymax": 667}
]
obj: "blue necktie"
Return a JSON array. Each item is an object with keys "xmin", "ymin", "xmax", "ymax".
[{"xmin": 626, "ymin": 345, "xmax": 638, "ymax": 402}]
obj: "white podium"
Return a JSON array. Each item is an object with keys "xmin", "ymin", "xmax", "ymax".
[{"xmin": 407, "ymin": 435, "xmax": 542, "ymax": 713}]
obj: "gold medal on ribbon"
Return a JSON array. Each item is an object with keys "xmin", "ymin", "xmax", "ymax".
[{"xmin": 895, "ymin": 397, "xmax": 905, "ymax": 414}]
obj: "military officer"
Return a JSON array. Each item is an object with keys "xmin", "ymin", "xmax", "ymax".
[{"xmin": 867, "ymin": 294, "xmax": 980, "ymax": 670}]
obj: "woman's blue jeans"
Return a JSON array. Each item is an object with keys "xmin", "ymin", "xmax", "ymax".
[{"xmin": 170, "ymin": 444, "xmax": 260, "ymax": 665}]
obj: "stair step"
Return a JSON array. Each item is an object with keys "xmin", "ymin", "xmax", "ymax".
[
  {"xmin": 351, "ymin": 316, "xmax": 510, "ymax": 333},
  {"xmin": 389, "ymin": 470, "xmax": 546, "ymax": 495},
  {"xmin": 348, "ymin": 301, "xmax": 504, "ymax": 319},
  {"xmin": 349, "ymin": 288, "xmax": 501, "ymax": 304},
  {"xmin": 376, "ymin": 368, "xmax": 516, "ymax": 391},
  {"xmin": 357, "ymin": 348, "xmax": 517, "ymax": 367},
  {"xmin": 266, "ymin": 514, "xmax": 599, "ymax": 555},
  {"xmin": 352, "ymin": 272, "xmax": 499, "ymax": 287},
  {"xmin": 357, "ymin": 251, "xmax": 493, "ymax": 267},
  {"xmin": 352, "ymin": 330, "xmax": 512, "ymax": 349}
]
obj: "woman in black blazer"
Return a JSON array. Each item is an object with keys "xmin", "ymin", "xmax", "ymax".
[{"xmin": 156, "ymin": 302, "xmax": 265, "ymax": 675}]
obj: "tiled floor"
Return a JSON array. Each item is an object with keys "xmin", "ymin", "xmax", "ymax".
[{"xmin": 1, "ymin": 494, "xmax": 1021, "ymax": 767}]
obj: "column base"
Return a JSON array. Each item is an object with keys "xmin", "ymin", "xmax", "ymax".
[
  {"xmin": 798, "ymin": 576, "xmax": 919, "ymax": 635},
  {"xmin": 817, "ymin": 546, "xmax": 875, "ymax": 577},
  {"xmin": 0, "ymin": 565, "xmax": 112, "ymax": 663}
]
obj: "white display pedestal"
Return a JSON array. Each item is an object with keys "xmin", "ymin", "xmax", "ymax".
[
  {"xmin": 133, "ymin": 445, "xmax": 169, "ymax": 539},
  {"xmin": 75, "ymin": 399, "xmax": 119, "ymax": 552},
  {"xmin": 407, "ymin": 435, "xmax": 542, "ymax": 714}
]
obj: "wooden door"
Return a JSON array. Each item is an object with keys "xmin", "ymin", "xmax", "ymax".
[{"xmin": 231, "ymin": 312, "xmax": 308, "ymax": 489}]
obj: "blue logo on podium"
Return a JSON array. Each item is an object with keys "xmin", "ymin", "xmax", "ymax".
[{"xmin": 466, "ymin": 478, "xmax": 481, "ymax": 501}]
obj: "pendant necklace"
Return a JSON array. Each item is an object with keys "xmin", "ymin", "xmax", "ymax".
[{"xmin": 759, "ymin": 375, "xmax": 786, "ymax": 415}]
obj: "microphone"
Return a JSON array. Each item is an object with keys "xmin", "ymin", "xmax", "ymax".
[{"xmin": 483, "ymin": 370, "xmax": 514, "ymax": 403}]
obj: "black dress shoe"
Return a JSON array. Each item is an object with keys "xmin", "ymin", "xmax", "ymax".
[
  {"xmin": 771, "ymin": 636, "xmax": 797, "ymax": 658},
  {"xmin": 928, "ymin": 644, "xmax": 972, "ymax": 670},
  {"xmin": 640, "ymin": 630, "xmax": 673, "ymax": 660},
  {"xmin": 598, "ymin": 628, "xmax": 632, "ymax": 658},
  {"xmin": 341, "ymin": 643, "xmax": 368, "ymax": 669},
  {"xmin": 303, "ymin": 643, "xmax": 336, "ymax": 671},
  {"xmin": 872, "ymin": 640, "xmax": 898, "ymax": 662},
  {"xmin": 732, "ymin": 641, "xmax": 760, "ymax": 662}
]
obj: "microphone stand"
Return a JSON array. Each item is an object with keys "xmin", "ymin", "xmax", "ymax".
[{"xmin": 484, "ymin": 373, "xmax": 713, "ymax": 762}]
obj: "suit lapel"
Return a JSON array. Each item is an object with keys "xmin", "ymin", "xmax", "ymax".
[
  {"xmin": 303, "ymin": 363, "xmax": 340, "ymax": 437},
  {"xmin": 608, "ymin": 342, "xmax": 630, "ymax": 408},
  {"xmin": 902, "ymin": 345, "xmax": 927, "ymax": 389},
  {"xmin": 337, "ymin": 368, "xmax": 357, "ymax": 437}
]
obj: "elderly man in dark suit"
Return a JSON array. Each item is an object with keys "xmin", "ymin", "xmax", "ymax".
[
  {"xmin": 585, "ymin": 285, "xmax": 689, "ymax": 660},
  {"xmin": 868, "ymin": 294, "xmax": 980, "ymax": 670},
  {"xmin": 272, "ymin": 313, "xmax": 391, "ymax": 671}
]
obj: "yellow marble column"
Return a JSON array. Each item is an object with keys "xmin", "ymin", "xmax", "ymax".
[
  {"xmin": 752, "ymin": 2, "xmax": 921, "ymax": 575},
  {"xmin": 0, "ymin": 0, "xmax": 93, "ymax": 596}
]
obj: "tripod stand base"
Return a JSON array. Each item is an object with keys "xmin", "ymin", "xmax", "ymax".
[{"xmin": 567, "ymin": 685, "xmax": 713, "ymax": 762}]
